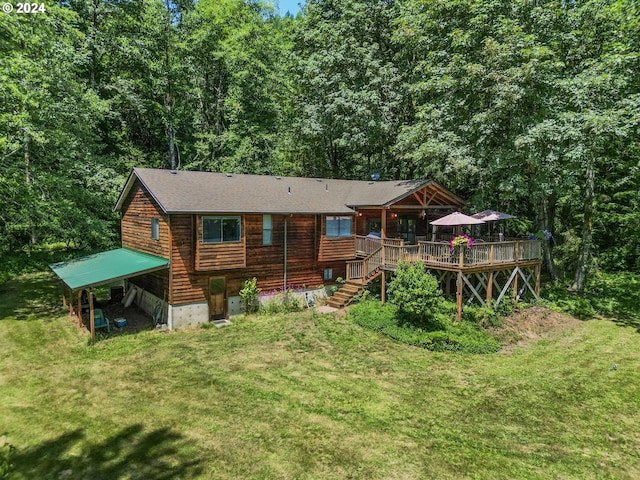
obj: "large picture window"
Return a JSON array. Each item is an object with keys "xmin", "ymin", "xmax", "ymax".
[
  {"xmin": 326, "ymin": 216, "xmax": 352, "ymax": 238},
  {"xmin": 202, "ymin": 216, "xmax": 241, "ymax": 244}
]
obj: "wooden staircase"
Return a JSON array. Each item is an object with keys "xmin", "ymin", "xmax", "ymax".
[{"xmin": 326, "ymin": 281, "xmax": 365, "ymax": 309}]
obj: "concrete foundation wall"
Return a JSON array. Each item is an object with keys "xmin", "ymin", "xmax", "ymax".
[
  {"xmin": 168, "ymin": 302, "xmax": 209, "ymax": 329},
  {"xmin": 258, "ymin": 286, "xmax": 327, "ymax": 308}
]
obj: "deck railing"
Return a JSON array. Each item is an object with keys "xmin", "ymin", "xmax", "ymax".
[
  {"xmin": 355, "ymin": 235, "xmax": 405, "ymax": 256},
  {"xmin": 349, "ymin": 237, "xmax": 541, "ymax": 279}
]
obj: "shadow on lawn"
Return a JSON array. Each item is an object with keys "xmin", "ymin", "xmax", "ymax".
[
  {"xmin": 588, "ymin": 272, "xmax": 640, "ymax": 333},
  {"xmin": 9, "ymin": 424, "xmax": 203, "ymax": 480},
  {"xmin": 0, "ymin": 272, "xmax": 61, "ymax": 321}
]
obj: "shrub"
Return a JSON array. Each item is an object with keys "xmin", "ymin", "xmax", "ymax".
[
  {"xmin": 239, "ymin": 277, "xmax": 261, "ymax": 314},
  {"xmin": 348, "ymin": 300, "xmax": 501, "ymax": 354},
  {"xmin": 387, "ymin": 262, "xmax": 444, "ymax": 325},
  {"xmin": 347, "ymin": 300, "xmax": 397, "ymax": 331},
  {"xmin": 0, "ymin": 436, "xmax": 14, "ymax": 480},
  {"xmin": 258, "ymin": 289, "xmax": 304, "ymax": 315},
  {"xmin": 463, "ymin": 306, "xmax": 502, "ymax": 328}
]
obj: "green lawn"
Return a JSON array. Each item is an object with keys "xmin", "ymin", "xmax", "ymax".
[{"xmin": 1, "ymin": 272, "xmax": 639, "ymax": 479}]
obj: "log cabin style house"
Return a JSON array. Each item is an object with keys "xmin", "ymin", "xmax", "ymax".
[{"xmin": 114, "ymin": 168, "xmax": 467, "ymax": 328}]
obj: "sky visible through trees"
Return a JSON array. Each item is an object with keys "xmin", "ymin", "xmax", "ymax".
[{"xmin": 0, "ymin": 0, "xmax": 638, "ymax": 291}]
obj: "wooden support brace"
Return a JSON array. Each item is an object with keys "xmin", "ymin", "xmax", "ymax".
[
  {"xmin": 495, "ymin": 267, "xmax": 520, "ymax": 309},
  {"xmin": 516, "ymin": 267, "xmax": 540, "ymax": 301},
  {"xmin": 461, "ymin": 273, "xmax": 487, "ymax": 308}
]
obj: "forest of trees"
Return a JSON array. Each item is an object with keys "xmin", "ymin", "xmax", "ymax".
[{"xmin": 1, "ymin": 0, "xmax": 638, "ymax": 291}]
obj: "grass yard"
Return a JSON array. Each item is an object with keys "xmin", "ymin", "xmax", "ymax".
[{"xmin": 1, "ymin": 272, "xmax": 640, "ymax": 479}]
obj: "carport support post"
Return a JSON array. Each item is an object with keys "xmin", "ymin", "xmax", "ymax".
[
  {"xmin": 89, "ymin": 288, "xmax": 95, "ymax": 342},
  {"xmin": 77, "ymin": 290, "xmax": 82, "ymax": 328}
]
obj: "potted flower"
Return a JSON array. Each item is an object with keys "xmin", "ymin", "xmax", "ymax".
[{"xmin": 449, "ymin": 234, "xmax": 474, "ymax": 251}]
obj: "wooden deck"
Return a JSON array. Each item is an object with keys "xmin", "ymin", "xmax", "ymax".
[
  {"xmin": 347, "ymin": 236, "xmax": 542, "ymax": 320},
  {"xmin": 350, "ymin": 236, "xmax": 541, "ymax": 280}
]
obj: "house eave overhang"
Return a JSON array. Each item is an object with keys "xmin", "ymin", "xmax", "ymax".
[
  {"xmin": 114, "ymin": 169, "xmax": 169, "ymax": 214},
  {"xmin": 167, "ymin": 209, "xmax": 357, "ymax": 215}
]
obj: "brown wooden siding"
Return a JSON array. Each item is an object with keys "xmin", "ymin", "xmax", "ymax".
[
  {"xmin": 121, "ymin": 182, "xmax": 170, "ymax": 258},
  {"xmin": 169, "ymin": 215, "xmax": 208, "ymax": 305},
  {"xmin": 168, "ymin": 213, "xmax": 332, "ymax": 305},
  {"xmin": 354, "ymin": 209, "xmax": 399, "ymax": 238},
  {"xmin": 195, "ymin": 216, "xmax": 246, "ymax": 271},
  {"xmin": 129, "ymin": 269, "xmax": 169, "ymax": 300}
]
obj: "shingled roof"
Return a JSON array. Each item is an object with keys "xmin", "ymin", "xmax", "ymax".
[{"xmin": 115, "ymin": 168, "xmax": 464, "ymax": 214}]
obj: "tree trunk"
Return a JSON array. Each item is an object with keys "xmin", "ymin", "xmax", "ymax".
[
  {"xmin": 538, "ymin": 194, "xmax": 558, "ymax": 282},
  {"xmin": 24, "ymin": 131, "xmax": 38, "ymax": 245},
  {"xmin": 572, "ymin": 156, "xmax": 595, "ymax": 292}
]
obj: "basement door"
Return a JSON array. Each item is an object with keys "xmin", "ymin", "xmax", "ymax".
[{"xmin": 209, "ymin": 277, "xmax": 226, "ymax": 320}]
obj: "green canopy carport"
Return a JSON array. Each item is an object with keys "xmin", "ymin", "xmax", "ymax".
[{"xmin": 50, "ymin": 248, "xmax": 169, "ymax": 341}]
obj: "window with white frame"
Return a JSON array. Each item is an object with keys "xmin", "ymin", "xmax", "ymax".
[
  {"xmin": 202, "ymin": 216, "xmax": 241, "ymax": 244},
  {"xmin": 151, "ymin": 218, "xmax": 160, "ymax": 240},
  {"xmin": 326, "ymin": 216, "xmax": 352, "ymax": 238},
  {"xmin": 263, "ymin": 214, "xmax": 272, "ymax": 245}
]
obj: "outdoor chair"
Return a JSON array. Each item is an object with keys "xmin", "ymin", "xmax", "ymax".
[{"xmin": 93, "ymin": 308, "xmax": 111, "ymax": 333}]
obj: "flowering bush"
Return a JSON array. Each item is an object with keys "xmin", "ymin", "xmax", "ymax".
[
  {"xmin": 527, "ymin": 230, "xmax": 552, "ymax": 241},
  {"xmin": 450, "ymin": 234, "xmax": 474, "ymax": 251}
]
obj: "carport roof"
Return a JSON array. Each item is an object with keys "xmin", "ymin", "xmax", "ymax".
[{"xmin": 49, "ymin": 248, "xmax": 168, "ymax": 290}]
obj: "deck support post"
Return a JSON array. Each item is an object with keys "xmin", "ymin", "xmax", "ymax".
[
  {"xmin": 381, "ymin": 208, "xmax": 387, "ymax": 240},
  {"xmin": 381, "ymin": 270, "xmax": 386, "ymax": 304},
  {"xmin": 535, "ymin": 264, "xmax": 541, "ymax": 297},
  {"xmin": 512, "ymin": 271, "xmax": 519, "ymax": 302},
  {"xmin": 486, "ymin": 271, "xmax": 494, "ymax": 307},
  {"xmin": 455, "ymin": 271, "xmax": 463, "ymax": 321}
]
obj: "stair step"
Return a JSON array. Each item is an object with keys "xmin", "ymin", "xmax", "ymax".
[{"xmin": 342, "ymin": 286, "xmax": 361, "ymax": 293}]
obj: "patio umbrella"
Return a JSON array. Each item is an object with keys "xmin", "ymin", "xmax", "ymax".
[
  {"xmin": 470, "ymin": 209, "xmax": 516, "ymax": 222},
  {"xmin": 471, "ymin": 209, "xmax": 516, "ymax": 240},
  {"xmin": 430, "ymin": 212, "xmax": 485, "ymax": 237},
  {"xmin": 430, "ymin": 212, "xmax": 486, "ymax": 226}
]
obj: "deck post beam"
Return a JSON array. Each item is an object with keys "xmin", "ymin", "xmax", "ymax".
[
  {"xmin": 381, "ymin": 270, "xmax": 386, "ymax": 304},
  {"xmin": 381, "ymin": 208, "xmax": 387, "ymax": 240},
  {"xmin": 487, "ymin": 271, "xmax": 494, "ymax": 307},
  {"xmin": 455, "ymin": 271, "xmax": 463, "ymax": 320}
]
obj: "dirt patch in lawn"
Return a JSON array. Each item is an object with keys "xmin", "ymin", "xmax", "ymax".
[{"xmin": 492, "ymin": 305, "xmax": 582, "ymax": 352}]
